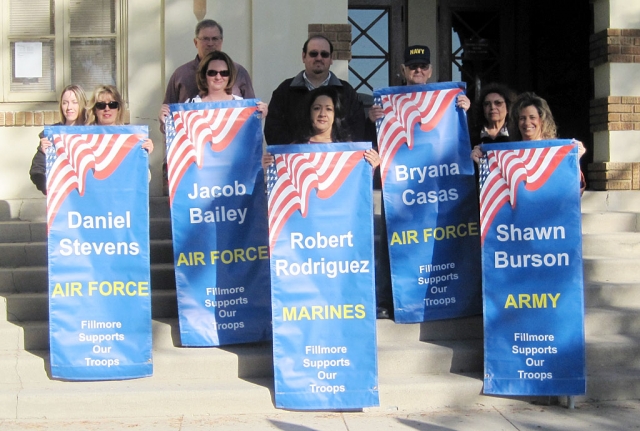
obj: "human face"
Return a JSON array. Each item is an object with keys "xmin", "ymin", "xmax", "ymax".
[
  {"xmin": 206, "ymin": 59, "xmax": 229, "ymax": 93},
  {"xmin": 95, "ymin": 93, "xmax": 119, "ymax": 126},
  {"xmin": 310, "ymin": 95, "xmax": 335, "ymax": 137},
  {"xmin": 402, "ymin": 63, "xmax": 432, "ymax": 85},
  {"xmin": 61, "ymin": 90, "xmax": 80, "ymax": 125},
  {"xmin": 303, "ymin": 38, "xmax": 332, "ymax": 77},
  {"xmin": 483, "ymin": 93, "xmax": 507, "ymax": 126},
  {"xmin": 194, "ymin": 26, "xmax": 223, "ymax": 59},
  {"xmin": 518, "ymin": 105, "xmax": 542, "ymax": 141}
]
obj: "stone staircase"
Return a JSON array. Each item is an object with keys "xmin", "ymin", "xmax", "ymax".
[{"xmin": 0, "ymin": 191, "xmax": 638, "ymax": 419}]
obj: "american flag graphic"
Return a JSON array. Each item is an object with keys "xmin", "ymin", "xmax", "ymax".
[
  {"xmin": 478, "ymin": 144, "xmax": 573, "ymax": 243},
  {"xmin": 166, "ymin": 106, "xmax": 256, "ymax": 204},
  {"xmin": 46, "ymin": 133, "xmax": 140, "ymax": 231},
  {"xmin": 266, "ymin": 150, "xmax": 364, "ymax": 250},
  {"xmin": 377, "ymin": 88, "xmax": 462, "ymax": 184}
]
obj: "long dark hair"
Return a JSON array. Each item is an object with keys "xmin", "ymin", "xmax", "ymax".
[{"xmin": 297, "ymin": 86, "xmax": 350, "ymax": 143}]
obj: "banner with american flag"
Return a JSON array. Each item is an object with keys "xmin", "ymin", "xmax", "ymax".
[
  {"xmin": 373, "ymin": 82, "xmax": 482, "ymax": 323},
  {"xmin": 267, "ymin": 142, "xmax": 379, "ymax": 410},
  {"xmin": 480, "ymin": 139, "xmax": 585, "ymax": 396},
  {"xmin": 165, "ymin": 100, "xmax": 271, "ymax": 346},
  {"xmin": 44, "ymin": 125, "xmax": 152, "ymax": 380}
]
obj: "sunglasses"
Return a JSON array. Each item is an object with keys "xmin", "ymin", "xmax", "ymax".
[
  {"xmin": 308, "ymin": 50, "xmax": 331, "ymax": 59},
  {"xmin": 206, "ymin": 69, "xmax": 230, "ymax": 77},
  {"xmin": 407, "ymin": 63, "xmax": 429, "ymax": 71},
  {"xmin": 95, "ymin": 101, "xmax": 119, "ymax": 110}
]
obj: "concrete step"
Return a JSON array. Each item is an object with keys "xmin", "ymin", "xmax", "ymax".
[
  {"xmin": 0, "ymin": 239, "xmax": 174, "ymax": 268},
  {"xmin": 582, "ymin": 212, "xmax": 640, "ymax": 234},
  {"xmin": 584, "ymin": 307, "xmax": 640, "ymax": 337},
  {"xmin": 581, "ymin": 369, "xmax": 640, "ymax": 402},
  {"xmin": 420, "ymin": 315, "xmax": 484, "ymax": 341},
  {"xmin": 583, "ymin": 257, "xmax": 640, "ymax": 284},
  {"xmin": 582, "ymin": 233, "xmax": 640, "ymax": 258},
  {"xmin": 0, "ymin": 263, "xmax": 177, "ymax": 294},
  {"xmin": 587, "ymin": 335, "xmax": 640, "ymax": 370},
  {"xmin": 585, "ymin": 282, "xmax": 640, "ymax": 308},
  {"xmin": 581, "ymin": 191, "xmax": 640, "ymax": 213},
  {"xmin": 0, "ymin": 370, "xmax": 555, "ymax": 420},
  {"xmin": 0, "ymin": 289, "xmax": 177, "ymax": 322}
]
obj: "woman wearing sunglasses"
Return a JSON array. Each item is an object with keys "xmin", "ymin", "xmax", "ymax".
[
  {"xmin": 185, "ymin": 51, "xmax": 267, "ymax": 115},
  {"xmin": 87, "ymin": 85, "xmax": 154, "ymax": 153}
]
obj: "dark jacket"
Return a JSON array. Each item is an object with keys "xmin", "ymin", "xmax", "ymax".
[
  {"xmin": 264, "ymin": 71, "xmax": 365, "ymax": 145},
  {"xmin": 29, "ymin": 123, "xmax": 62, "ymax": 195}
]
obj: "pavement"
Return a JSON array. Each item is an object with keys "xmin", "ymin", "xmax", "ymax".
[{"xmin": 0, "ymin": 400, "xmax": 638, "ymax": 430}]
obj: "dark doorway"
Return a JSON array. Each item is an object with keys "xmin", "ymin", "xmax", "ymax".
[{"xmin": 438, "ymin": 0, "xmax": 592, "ymax": 161}]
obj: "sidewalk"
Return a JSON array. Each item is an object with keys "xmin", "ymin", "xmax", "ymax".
[{"xmin": 0, "ymin": 400, "xmax": 637, "ymax": 430}]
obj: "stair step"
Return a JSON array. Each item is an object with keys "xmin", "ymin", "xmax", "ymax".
[
  {"xmin": 587, "ymin": 335, "xmax": 640, "ymax": 370},
  {"xmin": 0, "ymin": 263, "xmax": 177, "ymax": 294},
  {"xmin": 0, "ymin": 240, "xmax": 174, "ymax": 268},
  {"xmin": 581, "ymin": 191, "xmax": 640, "ymax": 212},
  {"xmin": 585, "ymin": 282, "xmax": 640, "ymax": 308},
  {"xmin": 0, "ymin": 290, "xmax": 177, "ymax": 322},
  {"xmin": 582, "ymin": 233, "xmax": 640, "ymax": 258},
  {"xmin": 583, "ymin": 257, "xmax": 640, "ymax": 284},
  {"xmin": 582, "ymin": 212, "xmax": 640, "ymax": 234},
  {"xmin": 584, "ymin": 307, "xmax": 640, "ymax": 336}
]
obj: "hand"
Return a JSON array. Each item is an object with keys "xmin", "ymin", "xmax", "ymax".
[
  {"xmin": 262, "ymin": 153, "xmax": 274, "ymax": 169},
  {"xmin": 457, "ymin": 94, "xmax": 470, "ymax": 112},
  {"xmin": 140, "ymin": 137, "xmax": 154, "ymax": 154},
  {"xmin": 368, "ymin": 104, "xmax": 384, "ymax": 123},
  {"xmin": 158, "ymin": 104, "xmax": 170, "ymax": 125},
  {"xmin": 256, "ymin": 101, "xmax": 268, "ymax": 118},
  {"xmin": 470, "ymin": 145, "xmax": 483, "ymax": 164},
  {"xmin": 575, "ymin": 140, "xmax": 586, "ymax": 159},
  {"xmin": 40, "ymin": 137, "xmax": 52, "ymax": 152},
  {"xmin": 364, "ymin": 149, "xmax": 380, "ymax": 169}
]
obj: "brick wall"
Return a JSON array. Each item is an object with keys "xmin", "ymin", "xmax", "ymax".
[
  {"xmin": 308, "ymin": 24, "xmax": 352, "ymax": 61},
  {"xmin": 589, "ymin": 29, "xmax": 640, "ymax": 190},
  {"xmin": 0, "ymin": 109, "xmax": 130, "ymax": 127}
]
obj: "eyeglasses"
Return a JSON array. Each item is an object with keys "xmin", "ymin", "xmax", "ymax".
[
  {"xmin": 95, "ymin": 101, "xmax": 119, "ymax": 110},
  {"xmin": 197, "ymin": 36, "xmax": 222, "ymax": 43},
  {"xmin": 407, "ymin": 63, "xmax": 429, "ymax": 71},
  {"xmin": 206, "ymin": 69, "xmax": 230, "ymax": 77},
  {"xmin": 483, "ymin": 100, "xmax": 505, "ymax": 107},
  {"xmin": 308, "ymin": 50, "xmax": 331, "ymax": 59}
]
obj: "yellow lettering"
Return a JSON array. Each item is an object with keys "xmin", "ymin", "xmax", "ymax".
[
  {"xmin": 505, "ymin": 294, "xmax": 517, "ymax": 308},
  {"xmin": 518, "ymin": 294, "xmax": 531, "ymax": 308},
  {"xmin": 548, "ymin": 293, "xmax": 560, "ymax": 308},
  {"xmin": 283, "ymin": 307, "xmax": 297, "ymax": 321},
  {"xmin": 532, "ymin": 294, "xmax": 547, "ymax": 308}
]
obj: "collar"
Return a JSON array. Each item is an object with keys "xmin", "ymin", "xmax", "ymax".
[
  {"xmin": 290, "ymin": 71, "xmax": 343, "ymax": 89},
  {"xmin": 480, "ymin": 124, "xmax": 509, "ymax": 139}
]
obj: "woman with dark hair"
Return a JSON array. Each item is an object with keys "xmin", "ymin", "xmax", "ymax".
[
  {"xmin": 473, "ymin": 83, "xmax": 517, "ymax": 145},
  {"xmin": 30, "ymin": 85, "xmax": 88, "ymax": 194},
  {"xmin": 262, "ymin": 86, "xmax": 380, "ymax": 167}
]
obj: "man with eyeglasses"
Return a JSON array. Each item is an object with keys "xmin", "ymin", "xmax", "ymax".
[
  {"xmin": 161, "ymin": 19, "xmax": 255, "ymax": 110},
  {"xmin": 367, "ymin": 45, "xmax": 470, "ymax": 123},
  {"xmin": 264, "ymin": 35, "xmax": 365, "ymax": 145},
  {"xmin": 367, "ymin": 45, "xmax": 470, "ymax": 320}
]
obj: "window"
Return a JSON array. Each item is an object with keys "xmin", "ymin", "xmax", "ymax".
[{"xmin": 3, "ymin": 0, "xmax": 124, "ymax": 102}]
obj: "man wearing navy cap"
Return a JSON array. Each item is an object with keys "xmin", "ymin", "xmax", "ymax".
[{"xmin": 368, "ymin": 45, "xmax": 469, "ymax": 319}]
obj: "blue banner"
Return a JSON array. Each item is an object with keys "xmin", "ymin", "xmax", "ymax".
[
  {"xmin": 373, "ymin": 82, "xmax": 482, "ymax": 323},
  {"xmin": 480, "ymin": 139, "xmax": 586, "ymax": 395},
  {"xmin": 267, "ymin": 142, "xmax": 379, "ymax": 410},
  {"xmin": 45, "ymin": 125, "xmax": 152, "ymax": 380},
  {"xmin": 165, "ymin": 100, "xmax": 271, "ymax": 346}
]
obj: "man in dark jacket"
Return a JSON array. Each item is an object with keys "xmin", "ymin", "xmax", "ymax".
[{"xmin": 264, "ymin": 35, "xmax": 365, "ymax": 144}]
